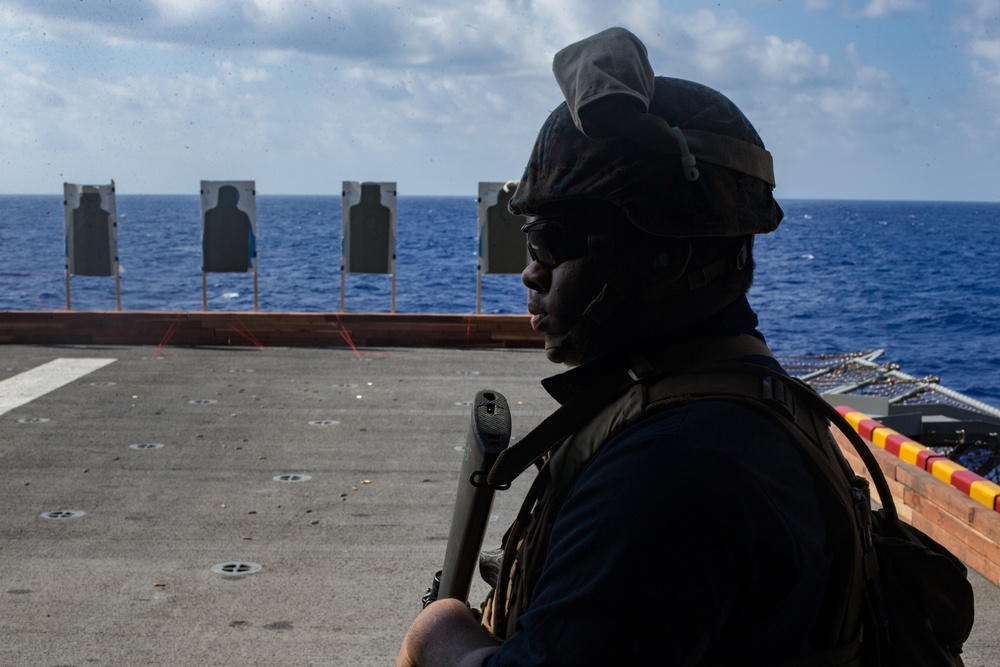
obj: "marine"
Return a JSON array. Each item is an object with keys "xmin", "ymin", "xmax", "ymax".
[{"xmin": 399, "ymin": 26, "xmax": 870, "ymax": 666}]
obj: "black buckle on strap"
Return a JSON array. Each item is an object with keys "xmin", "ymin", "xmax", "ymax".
[{"xmin": 761, "ymin": 375, "xmax": 796, "ymax": 421}]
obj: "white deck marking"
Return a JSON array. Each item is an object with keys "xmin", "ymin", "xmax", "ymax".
[{"xmin": 0, "ymin": 358, "xmax": 117, "ymax": 416}]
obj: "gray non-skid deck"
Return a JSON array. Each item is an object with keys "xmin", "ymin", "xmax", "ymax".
[{"xmin": 2, "ymin": 344, "xmax": 998, "ymax": 666}]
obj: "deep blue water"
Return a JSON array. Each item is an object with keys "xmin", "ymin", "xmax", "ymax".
[{"xmin": 1, "ymin": 195, "xmax": 998, "ymax": 407}]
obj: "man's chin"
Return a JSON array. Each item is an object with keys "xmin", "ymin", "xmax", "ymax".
[{"xmin": 543, "ymin": 334, "xmax": 571, "ymax": 365}]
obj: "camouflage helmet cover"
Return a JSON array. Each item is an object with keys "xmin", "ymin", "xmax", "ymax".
[{"xmin": 508, "ymin": 28, "xmax": 783, "ymax": 237}]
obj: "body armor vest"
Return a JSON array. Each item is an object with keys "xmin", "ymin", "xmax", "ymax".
[{"xmin": 478, "ymin": 349, "xmax": 853, "ymax": 656}]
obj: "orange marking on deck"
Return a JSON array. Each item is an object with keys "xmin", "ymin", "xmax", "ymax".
[
  {"xmin": 231, "ymin": 316, "xmax": 266, "ymax": 349},
  {"xmin": 154, "ymin": 317, "xmax": 183, "ymax": 357},
  {"xmin": 333, "ymin": 315, "xmax": 363, "ymax": 361}
]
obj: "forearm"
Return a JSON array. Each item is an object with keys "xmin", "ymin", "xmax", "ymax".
[{"xmin": 397, "ymin": 598, "xmax": 500, "ymax": 667}]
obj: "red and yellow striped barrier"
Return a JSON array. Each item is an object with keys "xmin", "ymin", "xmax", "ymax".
[
  {"xmin": 836, "ymin": 406, "xmax": 1000, "ymax": 513},
  {"xmin": 834, "ymin": 405, "xmax": 1000, "ymax": 585}
]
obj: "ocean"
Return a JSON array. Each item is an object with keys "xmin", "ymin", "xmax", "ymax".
[{"xmin": 1, "ymin": 195, "xmax": 998, "ymax": 408}]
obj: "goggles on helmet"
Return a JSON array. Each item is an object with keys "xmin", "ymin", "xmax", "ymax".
[{"xmin": 521, "ymin": 218, "xmax": 593, "ymax": 269}]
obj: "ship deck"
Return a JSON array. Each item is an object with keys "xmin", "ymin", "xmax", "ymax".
[{"xmin": 1, "ymin": 332, "xmax": 998, "ymax": 664}]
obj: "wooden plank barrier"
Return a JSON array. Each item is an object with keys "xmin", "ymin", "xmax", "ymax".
[
  {"xmin": 0, "ymin": 311, "xmax": 543, "ymax": 350},
  {"xmin": 834, "ymin": 406, "xmax": 1000, "ymax": 586}
]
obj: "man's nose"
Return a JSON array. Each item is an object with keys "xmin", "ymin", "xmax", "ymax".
[{"xmin": 521, "ymin": 260, "xmax": 550, "ymax": 293}]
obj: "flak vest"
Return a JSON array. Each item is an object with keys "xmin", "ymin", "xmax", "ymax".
[{"xmin": 478, "ymin": 336, "xmax": 869, "ymax": 664}]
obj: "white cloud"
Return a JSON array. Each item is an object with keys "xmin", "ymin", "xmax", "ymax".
[
  {"xmin": 951, "ymin": 0, "xmax": 1000, "ymax": 132},
  {"xmin": 755, "ymin": 42, "xmax": 907, "ymax": 155},
  {"xmin": 755, "ymin": 36, "xmax": 833, "ymax": 86},
  {"xmin": 802, "ymin": 0, "xmax": 928, "ymax": 19},
  {"xmin": 957, "ymin": 2, "xmax": 1000, "ymax": 78},
  {"xmin": 958, "ymin": 0, "xmax": 1000, "ymax": 23},
  {"xmin": 152, "ymin": 0, "xmax": 233, "ymax": 23},
  {"xmin": 856, "ymin": 0, "xmax": 928, "ymax": 19},
  {"xmin": 217, "ymin": 60, "xmax": 271, "ymax": 84},
  {"xmin": 0, "ymin": 58, "xmax": 65, "ymax": 148},
  {"xmin": 969, "ymin": 39, "xmax": 1000, "ymax": 66}
]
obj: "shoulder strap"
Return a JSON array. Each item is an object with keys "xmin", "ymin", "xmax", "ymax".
[
  {"xmin": 486, "ymin": 335, "xmax": 773, "ymax": 488},
  {"xmin": 779, "ymin": 371, "xmax": 898, "ymax": 523}
]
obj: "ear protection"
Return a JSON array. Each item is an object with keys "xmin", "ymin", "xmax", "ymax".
[
  {"xmin": 586, "ymin": 231, "xmax": 693, "ymax": 286},
  {"xmin": 643, "ymin": 238, "xmax": 692, "ymax": 282}
]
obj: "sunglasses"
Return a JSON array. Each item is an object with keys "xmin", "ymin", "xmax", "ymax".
[{"xmin": 522, "ymin": 219, "xmax": 592, "ymax": 269}]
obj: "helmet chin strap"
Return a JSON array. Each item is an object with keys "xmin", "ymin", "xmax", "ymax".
[
  {"xmin": 546, "ymin": 281, "xmax": 627, "ymax": 367},
  {"xmin": 544, "ymin": 333, "xmax": 570, "ymax": 362}
]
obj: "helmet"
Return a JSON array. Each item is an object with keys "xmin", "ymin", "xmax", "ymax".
[{"xmin": 508, "ymin": 28, "xmax": 783, "ymax": 237}]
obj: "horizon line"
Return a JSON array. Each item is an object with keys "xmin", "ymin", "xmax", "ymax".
[{"xmin": 1, "ymin": 192, "xmax": 998, "ymax": 205}]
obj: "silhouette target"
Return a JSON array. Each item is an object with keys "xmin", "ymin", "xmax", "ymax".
[
  {"xmin": 482, "ymin": 186, "xmax": 525, "ymax": 274},
  {"xmin": 69, "ymin": 191, "xmax": 114, "ymax": 276},
  {"xmin": 348, "ymin": 182, "xmax": 392, "ymax": 274},
  {"xmin": 203, "ymin": 184, "xmax": 254, "ymax": 273}
]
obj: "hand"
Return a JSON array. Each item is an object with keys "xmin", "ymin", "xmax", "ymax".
[{"xmin": 396, "ymin": 598, "xmax": 500, "ymax": 667}]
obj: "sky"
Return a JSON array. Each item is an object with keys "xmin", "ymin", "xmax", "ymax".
[{"xmin": 0, "ymin": 0, "xmax": 997, "ymax": 201}]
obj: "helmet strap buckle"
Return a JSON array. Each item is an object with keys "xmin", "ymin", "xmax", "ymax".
[{"xmin": 670, "ymin": 126, "xmax": 700, "ymax": 182}]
